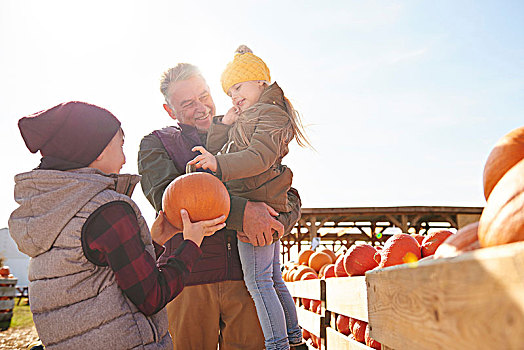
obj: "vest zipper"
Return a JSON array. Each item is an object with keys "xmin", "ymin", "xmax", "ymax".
[{"xmin": 226, "ymin": 234, "xmax": 232, "ymax": 280}]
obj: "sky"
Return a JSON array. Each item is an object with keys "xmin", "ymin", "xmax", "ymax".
[{"xmin": 1, "ymin": 0, "xmax": 523, "ymax": 229}]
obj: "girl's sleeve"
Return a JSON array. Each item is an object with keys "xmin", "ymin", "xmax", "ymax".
[
  {"xmin": 215, "ymin": 107, "xmax": 290, "ymax": 182},
  {"xmin": 206, "ymin": 116, "xmax": 232, "ymax": 155},
  {"xmin": 81, "ymin": 200, "xmax": 202, "ymax": 316}
]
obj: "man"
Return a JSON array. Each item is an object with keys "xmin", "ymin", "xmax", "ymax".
[{"xmin": 138, "ymin": 63, "xmax": 301, "ymax": 349}]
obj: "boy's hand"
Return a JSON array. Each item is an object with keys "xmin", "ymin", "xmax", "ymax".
[
  {"xmin": 150, "ymin": 210, "xmax": 180, "ymax": 246},
  {"xmin": 180, "ymin": 209, "xmax": 226, "ymax": 246},
  {"xmin": 188, "ymin": 146, "xmax": 217, "ymax": 172},
  {"xmin": 222, "ymin": 106, "xmax": 240, "ymax": 125}
]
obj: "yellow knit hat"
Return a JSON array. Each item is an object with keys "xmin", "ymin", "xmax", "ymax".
[{"xmin": 221, "ymin": 45, "xmax": 271, "ymax": 94}]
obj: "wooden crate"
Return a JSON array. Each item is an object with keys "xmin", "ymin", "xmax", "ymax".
[
  {"xmin": 325, "ymin": 276, "xmax": 376, "ymax": 349},
  {"xmin": 367, "ymin": 241, "xmax": 524, "ymax": 350},
  {"xmin": 286, "ymin": 279, "xmax": 326, "ymax": 349},
  {"xmin": 287, "ymin": 241, "xmax": 524, "ymax": 349},
  {"xmin": 0, "ymin": 277, "xmax": 17, "ymax": 330}
]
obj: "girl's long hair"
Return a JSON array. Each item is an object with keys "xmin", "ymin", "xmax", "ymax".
[{"xmin": 283, "ymin": 96, "xmax": 311, "ymax": 148}]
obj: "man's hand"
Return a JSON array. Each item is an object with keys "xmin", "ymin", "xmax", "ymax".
[
  {"xmin": 188, "ymin": 146, "xmax": 217, "ymax": 172},
  {"xmin": 150, "ymin": 210, "xmax": 180, "ymax": 246},
  {"xmin": 240, "ymin": 201, "xmax": 284, "ymax": 246}
]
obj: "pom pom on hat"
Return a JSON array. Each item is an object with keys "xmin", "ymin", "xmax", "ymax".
[
  {"xmin": 221, "ymin": 45, "xmax": 270, "ymax": 94},
  {"xmin": 18, "ymin": 101, "xmax": 121, "ymax": 170}
]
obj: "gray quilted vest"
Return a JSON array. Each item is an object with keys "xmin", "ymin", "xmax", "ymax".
[{"xmin": 8, "ymin": 168, "xmax": 171, "ymax": 349}]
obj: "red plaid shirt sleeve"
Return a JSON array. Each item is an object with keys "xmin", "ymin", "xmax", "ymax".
[{"xmin": 81, "ymin": 200, "xmax": 202, "ymax": 316}]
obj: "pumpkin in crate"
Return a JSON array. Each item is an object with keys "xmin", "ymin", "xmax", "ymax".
[
  {"xmin": 300, "ymin": 272, "xmax": 318, "ymax": 280},
  {"xmin": 0, "ymin": 266, "xmax": 10, "ymax": 277},
  {"xmin": 310, "ymin": 299, "xmax": 321, "ymax": 313},
  {"xmin": 298, "ymin": 249, "xmax": 315, "ymax": 265},
  {"xmin": 320, "ymin": 248, "xmax": 337, "ymax": 262},
  {"xmin": 365, "ymin": 323, "xmax": 381, "ymax": 350},
  {"xmin": 334, "ymin": 254, "xmax": 349, "ymax": 277},
  {"xmin": 343, "ymin": 244, "xmax": 378, "ymax": 276},
  {"xmin": 479, "ymin": 158, "xmax": 524, "ymax": 247},
  {"xmin": 336, "ymin": 314, "xmax": 350, "ymax": 336},
  {"xmin": 302, "ymin": 329, "xmax": 311, "ymax": 341},
  {"xmin": 434, "ymin": 222, "xmax": 480, "ymax": 258},
  {"xmin": 352, "ymin": 319, "xmax": 367, "ymax": 343},
  {"xmin": 293, "ymin": 265, "xmax": 317, "ymax": 281},
  {"xmin": 308, "ymin": 251, "xmax": 333, "ymax": 272},
  {"xmin": 322, "ymin": 264, "xmax": 336, "ymax": 279},
  {"xmin": 162, "ymin": 172, "xmax": 230, "ymax": 229},
  {"xmin": 483, "ymin": 126, "xmax": 524, "ymax": 200},
  {"xmin": 421, "ymin": 230, "xmax": 454, "ymax": 257},
  {"xmin": 410, "ymin": 233, "xmax": 425, "ymax": 246},
  {"xmin": 377, "ymin": 233, "xmax": 421, "ymax": 268}
]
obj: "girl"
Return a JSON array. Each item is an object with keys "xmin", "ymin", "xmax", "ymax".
[{"xmin": 189, "ymin": 45, "xmax": 310, "ymax": 350}]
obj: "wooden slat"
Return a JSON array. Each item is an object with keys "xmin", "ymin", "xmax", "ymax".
[
  {"xmin": 325, "ymin": 276, "xmax": 368, "ymax": 321},
  {"xmin": 0, "ymin": 278, "xmax": 17, "ymax": 286},
  {"xmin": 0, "ymin": 287, "xmax": 17, "ymax": 297},
  {"xmin": 297, "ymin": 306, "xmax": 323, "ymax": 338},
  {"xmin": 286, "ymin": 279, "xmax": 324, "ymax": 300},
  {"xmin": 367, "ymin": 241, "xmax": 524, "ymax": 350},
  {"xmin": 325, "ymin": 327, "xmax": 373, "ymax": 350},
  {"xmin": 0, "ymin": 299, "xmax": 15, "ymax": 310}
]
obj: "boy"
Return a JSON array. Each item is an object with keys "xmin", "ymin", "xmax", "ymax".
[{"xmin": 9, "ymin": 101, "xmax": 224, "ymax": 349}]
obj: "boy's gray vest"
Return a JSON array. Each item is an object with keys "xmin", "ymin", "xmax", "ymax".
[{"xmin": 8, "ymin": 169, "xmax": 171, "ymax": 350}]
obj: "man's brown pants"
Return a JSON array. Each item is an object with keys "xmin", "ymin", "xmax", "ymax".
[{"xmin": 166, "ymin": 280, "xmax": 265, "ymax": 349}]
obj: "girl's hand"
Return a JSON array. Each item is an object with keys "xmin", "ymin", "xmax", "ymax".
[
  {"xmin": 150, "ymin": 210, "xmax": 180, "ymax": 246},
  {"xmin": 180, "ymin": 209, "xmax": 226, "ymax": 246},
  {"xmin": 188, "ymin": 146, "xmax": 217, "ymax": 172},
  {"xmin": 222, "ymin": 106, "xmax": 240, "ymax": 125}
]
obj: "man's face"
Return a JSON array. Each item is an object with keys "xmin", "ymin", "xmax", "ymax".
[{"xmin": 164, "ymin": 75, "xmax": 215, "ymax": 131}]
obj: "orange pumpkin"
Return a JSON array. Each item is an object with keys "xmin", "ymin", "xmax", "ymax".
[
  {"xmin": 162, "ymin": 172, "xmax": 230, "ymax": 229},
  {"xmin": 336, "ymin": 314, "xmax": 350, "ymax": 336},
  {"xmin": 320, "ymin": 248, "xmax": 337, "ymax": 262},
  {"xmin": 479, "ymin": 158, "xmax": 524, "ymax": 247},
  {"xmin": 318, "ymin": 263, "xmax": 330, "ymax": 277},
  {"xmin": 308, "ymin": 252, "xmax": 333, "ymax": 272},
  {"xmin": 310, "ymin": 299, "xmax": 321, "ymax": 313},
  {"xmin": 0, "ymin": 266, "xmax": 10, "ymax": 277},
  {"xmin": 302, "ymin": 298, "xmax": 311, "ymax": 310},
  {"xmin": 483, "ymin": 126, "xmax": 524, "ymax": 200},
  {"xmin": 378, "ymin": 233, "xmax": 421, "ymax": 268},
  {"xmin": 301, "ymin": 272, "xmax": 318, "ymax": 280},
  {"xmin": 343, "ymin": 244, "xmax": 378, "ymax": 276},
  {"xmin": 298, "ymin": 249, "xmax": 315, "ymax": 265},
  {"xmin": 410, "ymin": 233, "xmax": 425, "ymax": 246},
  {"xmin": 365, "ymin": 323, "xmax": 381, "ymax": 349},
  {"xmin": 302, "ymin": 329, "xmax": 311, "ymax": 341},
  {"xmin": 352, "ymin": 319, "xmax": 367, "ymax": 343},
  {"xmin": 421, "ymin": 230, "xmax": 453, "ymax": 257},
  {"xmin": 323, "ymin": 264, "xmax": 336, "ymax": 279},
  {"xmin": 334, "ymin": 254, "xmax": 348, "ymax": 277},
  {"xmin": 293, "ymin": 265, "xmax": 317, "ymax": 281},
  {"xmin": 434, "ymin": 222, "xmax": 480, "ymax": 258}
]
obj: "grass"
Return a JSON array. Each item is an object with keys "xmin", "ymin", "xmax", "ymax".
[{"xmin": 10, "ymin": 298, "xmax": 34, "ymax": 328}]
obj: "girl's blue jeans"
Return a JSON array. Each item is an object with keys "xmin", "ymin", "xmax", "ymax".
[{"xmin": 238, "ymin": 240, "xmax": 302, "ymax": 350}]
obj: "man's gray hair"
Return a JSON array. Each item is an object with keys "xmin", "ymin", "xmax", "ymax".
[{"xmin": 160, "ymin": 63, "xmax": 205, "ymax": 105}]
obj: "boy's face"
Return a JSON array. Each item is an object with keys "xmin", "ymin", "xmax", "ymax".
[
  {"xmin": 91, "ymin": 128, "xmax": 126, "ymax": 174},
  {"xmin": 228, "ymin": 81, "xmax": 265, "ymax": 112}
]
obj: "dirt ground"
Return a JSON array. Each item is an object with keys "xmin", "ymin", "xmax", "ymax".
[{"xmin": 0, "ymin": 325, "xmax": 40, "ymax": 350}]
